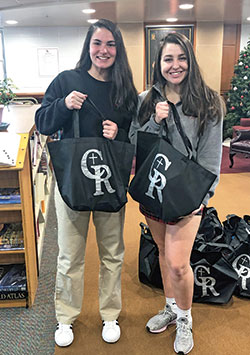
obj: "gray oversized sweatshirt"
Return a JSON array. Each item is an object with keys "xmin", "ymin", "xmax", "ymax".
[{"xmin": 129, "ymin": 84, "xmax": 224, "ymax": 206}]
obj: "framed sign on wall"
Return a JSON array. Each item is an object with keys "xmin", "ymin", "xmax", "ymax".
[
  {"xmin": 37, "ymin": 47, "xmax": 59, "ymax": 76},
  {"xmin": 145, "ymin": 25, "xmax": 194, "ymax": 88}
]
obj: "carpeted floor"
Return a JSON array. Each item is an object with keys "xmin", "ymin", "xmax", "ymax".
[
  {"xmin": 220, "ymin": 146, "xmax": 250, "ymax": 174},
  {"xmin": 0, "ymin": 185, "xmax": 58, "ymax": 355},
  {"xmin": 54, "ymin": 173, "xmax": 250, "ymax": 355}
]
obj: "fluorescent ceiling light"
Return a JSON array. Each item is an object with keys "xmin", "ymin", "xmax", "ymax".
[
  {"xmin": 247, "ymin": 17, "xmax": 250, "ymax": 21},
  {"xmin": 179, "ymin": 4, "xmax": 194, "ymax": 10},
  {"xmin": 166, "ymin": 18, "xmax": 178, "ymax": 22},
  {"xmin": 5, "ymin": 20, "xmax": 18, "ymax": 25},
  {"xmin": 87, "ymin": 19, "xmax": 99, "ymax": 24},
  {"xmin": 82, "ymin": 9, "xmax": 96, "ymax": 14}
]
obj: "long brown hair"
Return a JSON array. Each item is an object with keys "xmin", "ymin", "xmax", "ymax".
[
  {"xmin": 76, "ymin": 19, "xmax": 137, "ymax": 114},
  {"xmin": 139, "ymin": 32, "xmax": 225, "ymax": 134}
]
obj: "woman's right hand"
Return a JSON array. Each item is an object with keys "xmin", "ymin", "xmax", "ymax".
[
  {"xmin": 65, "ymin": 91, "xmax": 88, "ymax": 110},
  {"xmin": 155, "ymin": 101, "xmax": 169, "ymax": 124}
]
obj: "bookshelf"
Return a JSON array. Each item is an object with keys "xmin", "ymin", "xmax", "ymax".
[{"xmin": 0, "ymin": 104, "xmax": 53, "ymax": 308}]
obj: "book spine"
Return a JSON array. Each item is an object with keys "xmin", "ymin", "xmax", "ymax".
[
  {"xmin": 0, "ymin": 195, "xmax": 21, "ymax": 204},
  {"xmin": 0, "ymin": 291, "xmax": 27, "ymax": 301}
]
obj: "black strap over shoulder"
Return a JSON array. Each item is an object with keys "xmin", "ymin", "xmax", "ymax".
[{"xmin": 167, "ymin": 101, "xmax": 193, "ymax": 156}]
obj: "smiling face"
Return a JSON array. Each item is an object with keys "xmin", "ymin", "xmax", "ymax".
[
  {"xmin": 88, "ymin": 27, "xmax": 117, "ymax": 79},
  {"xmin": 160, "ymin": 42, "xmax": 188, "ymax": 89}
]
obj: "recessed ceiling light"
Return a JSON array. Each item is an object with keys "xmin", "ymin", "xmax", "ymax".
[
  {"xmin": 82, "ymin": 9, "xmax": 96, "ymax": 14},
  {"xmin": 179, "ymin": 4, "xmax": 194, "ymax": 10},
  {"xmin": 166, "ymin": 18, "xmax": 178, "ymax": 22},
  {"xmin": 5, "ymin": 20, "xmax": 18, "ymax": 25},
  {"xmin": 87, "ymin": 19, "xmax": 99, "ymax": 24},
  {"xmin": 247, "ymin": 16, "xmax": 250, "ymax": 21}
]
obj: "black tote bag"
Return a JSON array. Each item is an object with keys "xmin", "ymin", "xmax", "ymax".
[
  {"xmin": 138, "ymin": 222, "xmax": 163, "ymax": 289},
  {"xmin": 227, "ymin": 242, "xmax": 250, "ymax": 298},
  {"xmin": 223, "ymin": 214, "xmax": 250, "ymax": 249},
  {"xmin": 129, "ymin": 103, "xmax": 216, "ymax": 222},
  {"xmin": 191, "ymin": 249, "xmax": 238, "ymax": 304},
  {"xmin": 48, "ymin": 99, "xmax": 134, "ymax": 212},
  {"xmin": 195, "ymin": 207, "xmax": 225, "ymax": 244}
]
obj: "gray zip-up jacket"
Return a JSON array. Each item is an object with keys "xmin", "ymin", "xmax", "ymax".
[{"xmin": 129, "ymin": 84, "xmax": 224, "ymax": 206}]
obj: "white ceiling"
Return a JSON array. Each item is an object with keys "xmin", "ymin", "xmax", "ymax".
[{"xmin": 0, "ymin": 0, "xmax": 249, "ymax": 27}]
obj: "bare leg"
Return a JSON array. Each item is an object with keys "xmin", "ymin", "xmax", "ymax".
[
  {"xmin": 145, "ymin": 217, "xmax": 173, "ymax": 298},
  {"xmin": 165, "ymin": 215, "xmax": 201, "ymax": 310}
]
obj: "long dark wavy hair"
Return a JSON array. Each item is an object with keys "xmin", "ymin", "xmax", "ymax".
[
  {"xmin": 76, "ymin": 19, "xmax": 137, "ymax": 114},
  {"xmin": 139, "ymin": 32, "xmax": 225, "ymax": 134}
]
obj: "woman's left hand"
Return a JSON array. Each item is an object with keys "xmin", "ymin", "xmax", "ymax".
[{"xmin": 102, "ymin": 120, "xmax": 118, "ymax": 140}]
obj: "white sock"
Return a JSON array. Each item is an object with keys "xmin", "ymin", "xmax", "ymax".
[
  {"xmin": 166, "ymin": 297, "xmax": 177, "ymax": 313},
  {"xmin": 176, "ymin": 306, "xmax": 192, "ymax": 326}
]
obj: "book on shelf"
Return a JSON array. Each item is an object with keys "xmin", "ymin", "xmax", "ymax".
[
  {"xmin": 38, "ymin": 148, "xmax": 49, "ymax": 174},
  {"xmin": 0, "ymin": 264, "xmax": 27, "ymax": 300},
  {"xmin": 0, "ymin": 222, "xmax": 24, "ymax": 250},
  {"xmin": 31, "ymin": 130, "xmax": 42, "ymax": 167},
  {"xmin": 0, "ymin": 290, "xmax": 27, "ymax": 300},
  {"xmin": 0, "ymin": 132, "xmax": 21, "ymax": 167},
  {"xmin": 0, "ymin": 187, "xmax": 21, "ymax": 204}
]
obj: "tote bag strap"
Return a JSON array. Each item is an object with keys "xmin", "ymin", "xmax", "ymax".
[
  {"xmin": 87, "ymin": 96, "xmax": 107, "ymax": 121},
  {"xmin": 167, "ymin": 101, "xmax": 193, "ymax": 156},
  {"xmin": 157, "ymin": 93, "xmax": 192, "ymax": 156},
  {"xmin": 72, "ymin": 97, "xmax": 107, "ymax": 138}
]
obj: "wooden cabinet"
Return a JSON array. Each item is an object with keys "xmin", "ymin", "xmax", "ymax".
[
  {"xmin": 220, "ymin": 24, "xmax": 241, "ymax": 96},
  {"xmin": 0, "ymin": 134, "xmax": 38, "ymax": 308},
  {"xmin": 0, "ymin": 105, "xmax": 52, "ymax": 308}
]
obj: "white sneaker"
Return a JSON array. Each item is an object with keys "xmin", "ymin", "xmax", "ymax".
[
  {"xmin": 174, "ymin": 317, "xmax": 193, "ymax": 354},
  {"xmin": 102, "ymin": 320, "xmax": 121, "ymax": 343},
  {"xmin": 55, "ymin": 322, "xmax": 74, "ymax": 347}
]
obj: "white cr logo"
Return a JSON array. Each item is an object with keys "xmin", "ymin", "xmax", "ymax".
[
  {"xmin": 145, "ymin": 153, "xmax": 171, "ymax": 203},
  {"xmin": 81, "ymin": 149, "xmax": 115, "ymax": 196},
  {"xmin": 194, "ymin": 265, "xmax": 220, "ymax": 297},
  {"xmin": 232, "ymin": 254, "xmax": 250, "ymax": 290}
]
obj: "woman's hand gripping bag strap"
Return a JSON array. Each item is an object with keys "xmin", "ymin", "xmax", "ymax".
[
  {"xmin": 129, "ymin": 102, "xmax": 216, "ymax": 222},
  {"xmin": 48, "ymin": 102, "xmax": 135, "ymax": 212}
]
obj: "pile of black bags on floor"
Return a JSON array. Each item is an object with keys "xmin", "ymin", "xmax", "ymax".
[
  {"xmin": 192, "ymin": 207, "xmax": 250, "ymax": 304},
  {"xmin": 138, "ymin": 208, "xmax": 250, "ymax": 304}
]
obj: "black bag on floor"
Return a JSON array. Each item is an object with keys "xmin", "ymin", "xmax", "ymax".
[
  {"xmin": 48, "ymin": 99, "xmax": 134, "ymax": 212},
  {"xmin": 129, "ymin": 102, "xmax": 216, "ymax": 223},
  {"xmin": 228, "ymin": 242, "xmax": 250, "ymax": 298},
  {"xmin": 191, "ymin": 249, "xmax": 238, "ymax": 304},
  {"xmin": 138, "ymin": 222, "xmax": 163, "ymax": 289},
  {"xmin": 223, "ymin": 214, "xmax": 250, "ymax": 250},
  {"xmin": 195, "ymin": 207, "xmax": 224, "ymax": 245}
]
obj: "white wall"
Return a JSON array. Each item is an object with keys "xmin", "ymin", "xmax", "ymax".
[
  {"xmin": 3, "ymin": 23, "xmax": 250, "ymax": 93},
  {"xmin": 4, "ymin": 26, "xmax": 88, "ymax": 92},
  {"xmin": 240, "ymin": 24, "xmax": 250, "ymax": 51}
]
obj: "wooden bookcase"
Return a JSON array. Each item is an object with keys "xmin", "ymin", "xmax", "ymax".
[
  {"xmin": 31, "ymin": 133, "xmax": 53, "ymax": 266},
  {"xmin": 0, "ymin": 105, "xmax": 52, "ymax": 308}
]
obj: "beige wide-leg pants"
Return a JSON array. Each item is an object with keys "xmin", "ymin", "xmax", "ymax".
[{"xmin": 54, "ymin": 184, "xmax": 125, "ymax": 324}]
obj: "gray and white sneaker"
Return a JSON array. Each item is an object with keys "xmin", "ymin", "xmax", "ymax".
[
  {"xmin": 146, "ymin": 304, "xmax": 177, "ymax": 333},
  {"xmin": 174, "ymin": 317, "xmax": 193, "ymax": 354}
]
